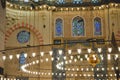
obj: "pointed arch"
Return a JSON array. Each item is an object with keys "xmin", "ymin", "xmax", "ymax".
[
  {"xmin": 55, "ymin": 18, "xmax": 63, "ymax": 37},
  {"xmin": 94, "ymin": 17, "xmax": 102, "ymax": 35},
  {"xmin": 5, "ymin": 22, "xmax": 43, "ymax": 44},
  {"xmin": 72, "ymin": 16, "xmax": 84, "ymax": 36}
]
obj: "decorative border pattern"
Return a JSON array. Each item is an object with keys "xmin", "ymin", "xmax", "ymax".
[{"xmin": 5, "ymin": 22, "xmax": 43, "ymax": 44}]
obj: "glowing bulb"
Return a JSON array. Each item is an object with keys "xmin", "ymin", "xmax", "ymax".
[
  {"xmin": 102, "ymin": 68, "xmax": 105, "ymax": 71},
  {"xmin": 87, "ymin": 48, "xmax": 91, "ymax": 53},
  {"xmin": 64, "ymin": 56, "xmax": 66, "ymax": 60},
  {"xmin": 108, "ymin": 47, "xmax": 112, "ymax": 53},
  {"xmin": 24, "ymin": 53, "xmax": 27, "ymax": 58},
  {"xmin": 32, "ymin": 61, "xmax": 35, "ymax": 64},
  {"xmin": 98, "ymin": 48, "xmax": 102, "ymax": 53},
  {"xmin": 77, "ymin": 55, "xmax": 80, "ymax": 59},
  {"xmin": 68, "ymin": 49, "xmax": 72, "ymax": 54},
  {"xmin": 115, "ymin": 54, "xmax": 118, "ymax": 60},
  {"xmin": 69, "ymin": 60, "xmax": 72, "ymax": 63},
  {"xmin": 80, "ymin": 58, "xmax": 83, "ymax": 61},
  {"xmin": 49, "ymin": 51, "xmax": 53, "ymax": 56},
  {"xmin": 77, "ymin": 49, "xmax": 81, "ymax": 54},
  {"xmin": 51, "ymin": 57, "xmax": 54, "ymax": 61},
  {"xmin": 118, "ymin": 47, "xmax": 120, "ymax": 52},
  {"xmin": 2, "ymin": 56, "xmax": 6, "ymax": 60},
  {"xmin": 85, "ymin": 54, "xmax": 88, "ymax": 58},
  {"xmin": 1, "ymin": 77, "xmax": 3, "ymax": 80},
  {"xmin": 4, "ymin": 78, "xmax": 6, "ymax": 80},
  {"xmin": 65, "ymin": 61, "xmax": 68, "ymax": 64},
  {"xmin": 36, "ymin": 60, "xmax": 39, "ymax": 63},
  {"xmin": 70, "ymin": 56, "xmax": 73, "ymax": 59},
  {"xmin": 40, "ymin": 52, "xmax": 44, "ymax": 56},
  {"xmin": 32, "ymin": 52, "xmax": 36, "ymax": 57},
  {"xmin": 59, "ymin": 50, "xmax": 62, "ymax": 55},
  {"xmin": 74, "ymin": 59, "xmax": 77, "ymax": 62},
  {"xmin": 16, "ymin": 54, "xmax": 20, "ymax": 59},
  {"xmin": 46, "ymin": 58, "xmax": 48, "ymax": 62},
  {"xmin": 9, "ymin": 55, "xmax": 13, "ymax": 60},
  {"xmin": 77, "ymin": 68, "xmax": 79, "ymax": 71}
]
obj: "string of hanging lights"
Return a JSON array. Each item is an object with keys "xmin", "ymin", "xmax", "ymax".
[{"xmin": 1, "ymin": 44, "xmax": 120, "ymax": 60}]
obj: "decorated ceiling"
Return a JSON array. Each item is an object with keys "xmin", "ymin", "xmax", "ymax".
[{"xmin": 7, "ymin": 0, "xmax": 120, "ymax": 7}]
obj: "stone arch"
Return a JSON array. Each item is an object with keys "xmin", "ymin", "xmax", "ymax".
[{"xmin": 5, "ymin": 22, "xmax": 43, "ymax": 44}]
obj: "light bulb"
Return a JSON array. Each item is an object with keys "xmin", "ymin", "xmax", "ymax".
[
  {"xmin": 108, "ymin": 47, "xmax": 112, "ymax": 53},
  {"xmin": 80, "ymin": 58, "xmax": 83, "ymax": 61},
  {"xmin": 2, "ymin": 56, "xmax": 6, "ymax": 60},
  {"xmin": 98, "ymin": 48, "xmax": 102, "ymax": 53},
  {"xmin": 68, "ymin": 49, "xmax": 72, "ymax": 54},
  {"xmin": 46, "ymin": 58, "xmax": 48, "ymax": 62},
  {"xmin": 87, "ymin": 48, "xmax": 91, "ymax": 53},
  {"xmin": 65, "ymin": 61, "xmax": 68, "ymax": 64},
  {"xmin": 74, "ymin": 59, "xmax": 77, "ymax": 62},
  {"xmin": 115, "ymin": 54, "xmax": 118, "ymax": 60},
  {"xmin": 77, "ymin": 68, "xmax": 79, "ymax": 71},
  {"xmin": 49, "ymin": 51, "xmax": 53, "ymax": 56},
  {"xmin": 118, "ymin": 47, "xmax": 120, "ymax": 52},
  {"xmin": 69, "ymin": 60, "xmax": 72, "ymax": 63},
  {"xmin": 77, "ymin": 49, "xmax": 81, "ymax": 54},
  {"xmin": 36, "ymin": 60, "xmax": 39, "ymax": 63},
  {"xmin": 70, "ymin": 56, "xmax": 73, "ymax": 59},
  {"xmin": 32, "ymin": 52, "xmax": 36, "ymax": 57},
  {"xmin": 58, "ymin": 50, "xmax": 62, "ymax": 55},
  {"xmin": 40, "ymin": 52, "xmax": 44, "ymax": 56},
  {"xmin": 77, "ymin": 55, "xmax": 80, "ymax": 59},
  {"xmin": 24, "ymin": 53, "xmax": 27, "ymax": 58},
  {"xmin": 64, "ymin": 56, "xmax": 66, "ymax": 60},
  {"xmin": 16, "ymin": 54, "xmax": 20, "ymax": 59},
  {"xmin": 51, "ymin": 57, "xmax": 54, "ymax": 61},
  {"xmin": 85, "ymin": 54, "xmax": 88, "ymax": 58},
  {"xmin": 4, "ymin": 78, "xmax": 6, "ymax": 80},
  {"xmin": 9, "ymin": 55, "xmax": 13, "ymax": 60}
]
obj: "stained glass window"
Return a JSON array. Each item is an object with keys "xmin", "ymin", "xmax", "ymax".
[
  {"xmin": 72, "ymin": 16, "xmax": 84, "ymax": 36},
  {"xmin": 94, "ymin": 17, "xmax": 102, "ymax": 35},
  {"xmin": 73, "ymin": 0, "xmax": 83, "ymax": 4},
  {"xmin": 17, "ymin": 30, "xmax": 30, "ymax": 44},
  {"xmin": 19, "ymin": 52, "xmax": 26, "ymax": 65},
  {"xmin": 56, "ymin": 0, "xmax": 65, "ymax": 4},
  {"xmin": 55, "ymin": 18, "xmax": 63, "ymax": 37},
  {"xmin": 91, "ymin": 0, "xmax": 99, "ymax": 3}
]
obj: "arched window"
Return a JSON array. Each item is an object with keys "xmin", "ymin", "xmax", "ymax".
[
  {"xmin": 19, "ymin": 52, "xmax": 26, "ymax": 65},
  {"xmin": 91, "ymin": 0, "xmax": 99, "ymax": 3},
  {"xmin": 72, "ymin": 16, "xmax": 84, "ymax": 36},
  {"xmin": 94, "ymin": 17, "xmax": 102, "ymax": 35},
  {"xmin": 73, "ymin": 0, "xmax": 83, "ymax": 4},
  {"xmin": 55, "ymin": 18, "xmax": 63, "ymax": 37},
  {"xmin": 56, "ymin": 0, "xmax": 65, "ymax": 4}
]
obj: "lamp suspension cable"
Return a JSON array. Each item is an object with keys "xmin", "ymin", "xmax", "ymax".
[{"xmin": 0, "ymin": 39, "xmax": 120, "ymax": 52}]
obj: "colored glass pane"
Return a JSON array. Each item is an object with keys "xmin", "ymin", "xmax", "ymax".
[
  {"xmin": 56, "ymin": 0, "xmax": 65, "ymax": 4},
  {"xmin": 19, "ymin": 52, "xmax": 26, "ymax": 65},
  {"xmin": 17, "ymin": 30, "xmax": 30, "ymax": 43},
  {"xmin": 72, "ymin": 16, "xmax": 84, "ymax": 36},
  {"xmin": 73, "ymin": 0, "xmax": 83, "ymax": 4},
  {"xmin": 91, "ymin": 0, "xmax": 99, "ymax": 3},
  {"xmin": 55, "ymin": 18, "xmax": 63, "ymax": 37},
  {"xmin": 94, "ymin": 17, "xmax": 102, "ymax": 35}
]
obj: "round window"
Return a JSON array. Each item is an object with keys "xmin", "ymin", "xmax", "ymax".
[{"xmin": 17, "ymin": 30, "xmax": 30, "ymax": 43}]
